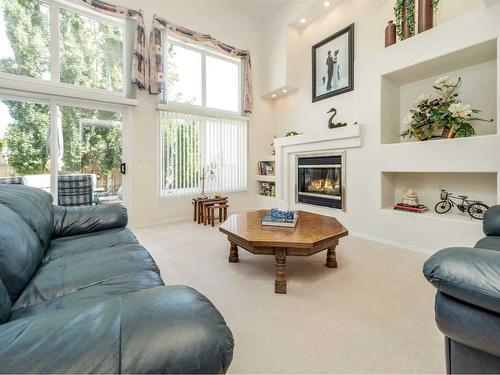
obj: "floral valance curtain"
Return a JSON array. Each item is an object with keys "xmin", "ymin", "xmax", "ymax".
[
  {"xmin": 149, "ymin": 15, "xmax": 253, "ymax": 114},
  {"xmin": 79, "ymin": 0, "xmax": 148, "ymax": 90}
]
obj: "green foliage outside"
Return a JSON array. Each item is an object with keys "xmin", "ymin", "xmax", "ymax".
[
  {"xmin": 0, "ymin": 0, "xmax": 123, "ymax": 176},
  {"xmin": 163, "ymin": 117, "xmax": 200, "ymax": 191}
]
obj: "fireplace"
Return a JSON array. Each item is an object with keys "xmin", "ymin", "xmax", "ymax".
[{"xmin": 296, "ymin": 153, "xmax": 344, "ymax": 210}]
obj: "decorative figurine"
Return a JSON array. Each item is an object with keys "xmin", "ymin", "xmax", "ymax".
[
  {"xmin": 401, "ymin": 189, "xmax": 419, "ymax": 206},
  {"xmin": 199, "ymin": 166, "xmax": 215, "ymax": 198},
  {"xmin": 435, "ymin": 187, "xmax": 489, "ymax": 220},
  {"xmin": 327, "ymin": 108, "xmax": 348, "ymax": 129},
  {"xmin": 271, "ymin": 135, "xmax": 276, "ymax": 155}
]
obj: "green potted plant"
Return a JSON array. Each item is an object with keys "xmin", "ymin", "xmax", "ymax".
[
  {"xmin": 394, "ymin": 0, "xmax": 415, "ymax": 40},
  {"xmin": 401, "ymin": 76, "xmax": 494, "ymax": 141}
]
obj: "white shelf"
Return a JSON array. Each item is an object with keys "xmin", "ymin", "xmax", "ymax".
[
  {"xmin": 274, "ymin": 124, "xmax": 361, "ymax": 148},
  {"xmin": 382, "ymin": 207, "xmax": 482, "ymax": 225},
  {"xmin": 256, "ymin": 194, "xmax": 276, "ymax": 201},
  {"xmin": 381, "ymin": 172, "xmax": 498, "ymax": 222},
  {"xmin": 380, "ymin": 36, "xmax": 498, "ymax": 145},
  {"xmin": 256, "ymin": 175, "xmax": 276, "ymax": 182},
  {"xmin": 259, "ymin": 155, "xmax": 275, "ymax": 162}
]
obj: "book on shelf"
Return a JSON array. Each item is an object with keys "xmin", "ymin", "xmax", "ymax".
[
  {"xmin": 393, "ymin": 203, "xmax": 429, "ymax": 213},
  {"xmin": 259, "ymin": 181, "xmax": 275, "ymax": 197},
  {"xmin": 257, "ymin": 161, "xmax": 275, "ymax": 176},
  {"xmin": 261, "ymin": 212, "xmax": 298, "ymax": 228}
]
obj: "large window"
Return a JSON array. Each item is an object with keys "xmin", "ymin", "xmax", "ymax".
[
  {"xmin": 0, "ymin": 0, "xmax": 125, "ymax": 94},
  {"xmin": 0, "ymin": 98, "xmax": 50, "ymax": 190},
  {"xmin": 160, "ymin": 111, "xmax": 247, "ymax": 196},
  {"xmin": 164, "ymin": 38, "xmax": 241, "ymax": 114},
  {"xmin": 0, "ymin": 95, "xmax": 124, "ymax": 202}
]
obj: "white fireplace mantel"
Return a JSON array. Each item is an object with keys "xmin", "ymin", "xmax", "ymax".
[{"xmin": 274, "ymin": 124, "xmax": 362, "ymax": 210}]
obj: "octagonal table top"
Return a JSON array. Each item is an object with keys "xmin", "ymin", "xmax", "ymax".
[{"xmin": 219, "ymin": 210, "xmax": 348, "ymax": 248}]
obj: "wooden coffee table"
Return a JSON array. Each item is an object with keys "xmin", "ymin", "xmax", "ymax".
[{"xmin": 219, "ymin": 210, "xmax": 348, "ymax": 294}]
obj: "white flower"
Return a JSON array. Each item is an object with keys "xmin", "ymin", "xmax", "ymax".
[
  {"xmin": 448, "ymin": 102, "xmax": 472, "ymax": 118},
  {"xmin": 415, "ymin": 94, "xmax": 431, "ymax": 105},
  {"xmin": 435, "ymin": 76, "xmax": 451, "ymax": 86},
  {"xmin": 403, "ymin": 112, "xmax": 414, "ymax": 126}
]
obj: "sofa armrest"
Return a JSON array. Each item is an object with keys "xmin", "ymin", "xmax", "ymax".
[
  {"xmin": 0, "ymin": 286, "xmax": 234, "ymax": 374},
  {"xmin": 53, "ymin": 204, "xmax": 128, "ymax": 238},
  {"xmin": 423, "ymin": 247, "xmax": 500, "ymax": 314},
  {"xmin": 484, "ymin": 205, "xmax": 500, "ymax": 236}
]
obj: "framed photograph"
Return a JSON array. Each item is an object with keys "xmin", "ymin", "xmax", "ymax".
[{"xmin": 312, "ymin": 23, "xmax": 354, "ymax": 103}]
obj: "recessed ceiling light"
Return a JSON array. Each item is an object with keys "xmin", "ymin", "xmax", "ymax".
[
  {"xmin": 324, "ymin": 1, "xmax": 330, "ymax": 7},
  {"xmin": 272, "ymin": 94, "xmax": 277, "ymax": 98},
  {"xmin": 282, "ymin": 89, "xmax": 288, "ymax": 93},
  {"xmin": 300, "ymin": 18, "xmax": 306, "ymax": 24}
]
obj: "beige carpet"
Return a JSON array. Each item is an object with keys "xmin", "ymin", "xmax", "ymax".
[{"xmin": 134, "ymin": 219, "xmax": 444, "ymax": 374}]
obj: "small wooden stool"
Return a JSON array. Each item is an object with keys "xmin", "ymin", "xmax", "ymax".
[
  {"xmin": 207, "ymin": 204, "xmax": 228, "ymax": 227},
  {"xmin": 195, "ymin": 197, "xmax": 228, "ymax": 225}
]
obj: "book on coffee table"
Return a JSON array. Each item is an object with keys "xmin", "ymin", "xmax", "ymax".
[{"xmin": 261, "ymin": 212, "xmax": 298, "ymax": 228}]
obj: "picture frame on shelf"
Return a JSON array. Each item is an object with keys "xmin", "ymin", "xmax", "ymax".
[
  {"xmin": 312, "ymin": 23, "xmax": 354, "ymax": 103},
  {"xmin": 265, "ymin": 164, "xmax": 274, "ymax": 176}
]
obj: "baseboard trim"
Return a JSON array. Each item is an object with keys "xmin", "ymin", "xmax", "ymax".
[
  {"xmin": 130, "ymin": 208, "xmax": 254, "ymax": 230},
  {"xmin": 349, "ymin": 230, "xmax": 434, "ymax": 255}
]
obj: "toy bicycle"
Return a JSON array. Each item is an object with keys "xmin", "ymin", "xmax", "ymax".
[{"xmin": 435, "ymin": 188, "xmax": 489, "ymax": 220}]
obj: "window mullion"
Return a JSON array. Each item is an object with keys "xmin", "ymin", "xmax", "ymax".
[
  {"xmin": 201, "ymin": 53, "xmax": 207, "ymax": 107},
  {"xmin": 49, "ymin": 102, "xmax": 60, "ymax": 200},
  {"xmin": 50, "ymin": 2, "xmax": 60, "ymax": 83}
]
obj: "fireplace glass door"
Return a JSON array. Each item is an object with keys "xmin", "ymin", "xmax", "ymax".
[
  {"xmin": 299, "ymin": 167, "xmax": 341, "ymax": 198},
  {"xmin": 297, "ymin": 154, "xmax": 343, "ymax": 209}
]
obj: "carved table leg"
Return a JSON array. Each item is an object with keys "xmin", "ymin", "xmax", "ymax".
[
  {"xmin": 229, "ymin": 242, "xmax": 239, "ymax": 263},
  {"xmin": 326, "ymin": 246, "xmax": 338, "ymax": 268},
  {"xmin": 275, "ymin": 248, "xmax": 287, "ymax": 294}
]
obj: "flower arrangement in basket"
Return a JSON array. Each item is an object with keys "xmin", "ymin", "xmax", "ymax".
[{"xmin": 401, "ymin": 76, "xmax": 494, "ymax": 141}]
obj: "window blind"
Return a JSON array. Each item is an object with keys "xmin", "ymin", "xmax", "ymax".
[{"xmin": 160, "ymin": 111, "xmax": 247, "ymax": 197}]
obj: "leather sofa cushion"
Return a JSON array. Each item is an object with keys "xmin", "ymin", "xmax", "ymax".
[
  {"xmin": 43, "ymin": 227, "xmax": 139, "ymax": 264},
  {"xmin": 424, "ymin": 247, "xmax": 500, "ymax": 314},
  {"xmin": 11, "ymin": 271, "xmax": 163, "ymax": 320},
  {"xmin": 484, "ymin": 206, "xmax": 500, "ymax": 236},
  {"xmin": 0, "ymin": 278, "xmax": 11, "ymax": 323},
  {"xmin": 476, "ymin": 236, "xmax": 500, "ymax": 251},
  {"xmin": 0, "ymin": 185, "xmax": 53, "ymax": 251},
  {"xmin": 0, "ymin": 204, "xmax": 44, "ymax": 301},
  {"xmin": 15, "ymin": 243, "xmax": 160, "ymax": 309},
  {"xmin": 0, "ymin": 287, "xmax": 234, "ymax": 374},
  {"xmin": 52, "ymin": 205, "xmax": 128, "ymax": 239}
]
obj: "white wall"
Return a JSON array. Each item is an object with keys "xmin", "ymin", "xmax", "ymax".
[
  {"xmin": 111, "ymin": 0, "xmax": 275, "ymax": 227},
  {"xmin": 259, "ymin": 0, "xmax": 500, "ymax": 253}
]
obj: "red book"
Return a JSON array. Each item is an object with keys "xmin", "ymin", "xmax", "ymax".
[{"xmin": 393, "ymin": 204, "xmax": 429, "ymax": 213}]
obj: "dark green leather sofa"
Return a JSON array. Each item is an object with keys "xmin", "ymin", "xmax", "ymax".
[
  {"xmin": 424, "ymin": 205, "xmax": 500, "ymax": 374},
  {"xmin": 0, "ymin": 185, "xmax": 234, "ymax": 373}
]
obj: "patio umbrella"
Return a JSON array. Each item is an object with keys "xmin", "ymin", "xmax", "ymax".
[{"xmin": 45, "ymin": 123, "xmax": 64, "ymax": 171}]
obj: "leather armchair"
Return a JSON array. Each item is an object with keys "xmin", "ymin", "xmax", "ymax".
[{"xmin": 424, "ymin": 205, "xmax": 500, "ymax": 374}]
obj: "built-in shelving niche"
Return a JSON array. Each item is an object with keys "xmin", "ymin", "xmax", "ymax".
[
  {"xmin": 381, "ymin": 39, "xmax": 498, "ymax": 145},
  {"xmin": 381, "ymin": 171, "xmax": 498, "ymax": 224}
]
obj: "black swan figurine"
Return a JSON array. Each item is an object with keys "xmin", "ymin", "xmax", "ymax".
[{"xmin": 327, "ymin": 107, "xmax": 348, "ymax": 129}]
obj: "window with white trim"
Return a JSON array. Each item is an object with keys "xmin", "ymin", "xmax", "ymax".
[
  {"xmin": 0, "ymin": 0, "xmax": 126, "ymax": 94},
  {"xmin": 159, "ymin": 37, "xmax": 247, "ymax": 197},
  {"xmin": 160, "ymin": 111, "xmax": 247, "ymax": 197},
  {"xmin": 163, "ymin": 38, "xmax": 242, "ymax": 114}
]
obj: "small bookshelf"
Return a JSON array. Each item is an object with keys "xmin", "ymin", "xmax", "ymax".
[{"xmin": 257, "ymin": 156, "xmax": 276, "ymax": 198}]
